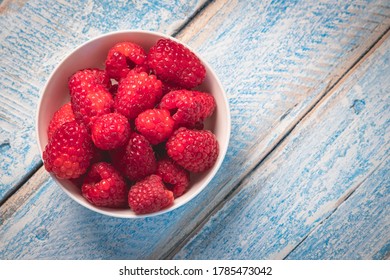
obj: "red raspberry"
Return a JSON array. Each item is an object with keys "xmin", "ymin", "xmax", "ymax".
[
  {"xmin": 88, "ymin": 68, "xmax": 112, "ymax": 90},
  {"xmin": 68, "ymin": 68, "xmax": 114, "ymax": 127},
  {"xmin": 81, "ymin": 162, "xmax": 128, "ymax": 208},
  {"xmin": 161, "ymin": 81, "xmax": 180, "ymax": 96},
  {"xmin": 47, "ymin": 102, "xmax": 75, "ymax": 141},
  {"xmin": 158, "ymin": 89, "xmax": 215, "ymax": 128},
  {"xmin": 111, "ymin": 132, "xmax": 157, "ymax": 181},
  {"xmin": 135, "ymin": 109, "xmax": 174, "ymax": 145},
  {"xmin": 114, "ymin": 71, "xmax": 162, "ymax": 120},
  {"xmin": 147, "ymin": 38, "xmax": 206, "ymax": 89},
  {"xmin": 69, "ymin": 146, "xmax": 109, "ymax": 188},
  {"xmin": 43, "ymin": 121, "xmax": 94, "ymax": 179},
  {"xmin": 91, "ymin": 113, "xmax": 131, "ymax": 150},
  {"xmin": 105, "ymin": 42, "xmax": 147, "ymax": 80},
  {"xmin": 156, "ymin": 157, "xmax": 190, "ymax": 198},
  {"xmin": 166, "ymin": 127, "xmax": 219, "ymax": 173},
  {"xmin": 128, "ymin": 174, "xmax": 174, "ymax": 214},
  {"xmin": 194, "ymin": 91, "xmax": 216, "ymax": 120},
  {"xmin": 133, "ymin": 63, "xmax": 150, "ymax": 74},
  {"xmin": 68, "ymin": 68, "xmax": 111, "ymax": 94},
  {"xmin": 71, "ymin": 84, "xmax": 113, "ymax": 128}
]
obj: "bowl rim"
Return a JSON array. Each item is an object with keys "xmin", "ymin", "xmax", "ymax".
[{"xmin": 36, "ymin": 29, "xmax": 231, "ymax": 218}]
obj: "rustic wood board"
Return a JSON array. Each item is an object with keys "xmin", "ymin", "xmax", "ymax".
[
  {"xmin": 0, "ymin": 0, "xmax": 207, "ymax": 202},
  {"xmin": 1, "ymin": 0, "xmax": 389, "ymax": 259},
  {"xmin": 286, "ymin": 157, "xmax": 389, "ymax": 260},
  {"xmin": 173, "ymin": 34, "xmax": 390, "ymax": 259}
]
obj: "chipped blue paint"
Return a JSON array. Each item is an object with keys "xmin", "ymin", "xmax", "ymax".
[
  {"xmin": 35, "ymin": 227, "xmax": 49, "ymax": 241},
  {"xmin": 286, "ymin": 158, "xmax": 389, "ymax": 260},
  {"xmin": 0, "ymin": 0, "xmax": 207, "ymax": 202},
  {"xmin": 351, "ymin": 99, "xmax": 366, "ymax": 115},
  {"xmin": 0, "ymin": 142, "xmax": 11, "ymax": 153}
]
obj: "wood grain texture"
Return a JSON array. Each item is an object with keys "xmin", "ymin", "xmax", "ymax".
[
  {"xmin": 0, "ymin": 0, "xmax": 207, "ymax": 202},
  {"xmin": 0, "ymin": 166, "xmax": 49, "ymax": 224},
  {"xmin": 285, "ymin": 157, "xmax": 389, "ymax": 260},
  {"xmin": 173, "ymin": 34, "xmax": 390, "ymax": 259},
  {"xmin": 1, "ymin": 0, "xmax": 390, "ymax": 260}
]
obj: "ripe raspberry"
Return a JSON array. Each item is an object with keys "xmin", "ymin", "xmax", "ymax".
[
  {"xmin": 135, "ymin": 109, "xmax": 174, "ymax": 145},
  {"xmin": 47, "ymin": 102, "xmax": 75, "ymax": 141},
  {"xmin": 43, "ymin": 121, "xmax": 94, "ymax": 179},
  {"xmin": 193, "ymin": 91, "xmax": 216, "ymax": 120},
  {"xmin": 156, "ymin": 157, "xmax": 190, "ymax": 198},
  {"xmin": 81, "ymin": 162, "xmax": 128, "ymax": 208},
  {"xmin": 111, "ymin": 132, "xmax": 157, "ymax": 181},
  {"xmin": 161, "ymin": 81, "xmax": 180, "ymax": 96},
  {"xmin": 69, "ymin": 147, "xmax": 109, "ymax": 188},
  {"xmin": 88, "ymin": 68, "xmax": 112, "ymax": 90},
  {"xmin": 128, "ymin": 174, "xmax": 174, "ymax": 214},
  {"xmin": 133, "ymin": 63, "xmax": 150, "ymax": 74},
  {"xmin": 71, "ymin": 84, "xmax": 113, "ymax": 128},
  {"xmin": 158, "ymin": 89, "xmax": 215, "ymax": 128},
  {"xmin": 70, "ymin": 147, "xmax": 107, "ymax": 188},
  {"xmin": 166, "ymin": 127, "xmax": 219, "ymax": 173},
  {"xmin": 68, "ymin": 68, "xmax": 111, "ymax": 94},
  {"xmin": 147, "ymin": 38, "xmax": 206, "ymax": 88},
  {"xmin": 114, "ymin": 71, "xmax": 162, "ymax": 120},
  {"xmin": 105, "ymin": 42, "xmax": 147, "ymax": 80},
  {"xmin": 91, "ymin": 113, "xmax": 131, "ymax": 150}
]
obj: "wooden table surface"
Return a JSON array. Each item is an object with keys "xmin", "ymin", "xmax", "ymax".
[{"xmin": 0, "ymin": 0, "xmax": 389, "ymax": 260}]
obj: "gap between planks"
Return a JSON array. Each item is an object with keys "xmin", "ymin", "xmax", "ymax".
[
  {"xmin": 0, "ymin": 164, "xmax": 46, "ymax": 224},
  {"xmin": 171, "ymin": 0, "xmax": 215, "ymax": 38},
  {"xmin": 0, "ymin": 162, "xmax": 43, "ymax": 209},
  {"xmin": 163, "ymin": 26, "xmax": 390, "ymax": 259},
  {"xmin": 283, "ymin": 154, "xmax": 390, "ymax": 260}
]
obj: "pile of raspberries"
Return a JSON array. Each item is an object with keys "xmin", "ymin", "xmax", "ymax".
[{"xmin": 42, "ymin": 38, "xmax": 219, "ymax": 215}]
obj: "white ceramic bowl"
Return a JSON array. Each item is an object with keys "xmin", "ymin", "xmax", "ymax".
[{"xmin": 36, "ymin": 30, "xmax": 231, "ymax": 218}]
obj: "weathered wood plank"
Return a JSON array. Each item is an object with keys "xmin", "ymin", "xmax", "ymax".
[
  {"xmin": 0, "ymin": 166, "xmax": 49, "ymax": 225},
  {"xmin": 285, "ymin": 157, "xmax": 389, "ymax": 260},
  {"xmin": 0, "ymin": 0, "xmax": 207, "ymax": 202},
  {"xmin": 173, "ymin": 34, "xmax": 390, "ymax": 259},
  {"xmin": 1, "ymin": 0, "xmax": 390, "ymax": 259}
]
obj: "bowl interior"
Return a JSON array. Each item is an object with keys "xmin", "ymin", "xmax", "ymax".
[{"xmin": 37, "ymin": 30, "xmax": 230, "ymax": 218}]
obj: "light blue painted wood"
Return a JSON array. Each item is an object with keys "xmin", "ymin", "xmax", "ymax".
[
  {"xmin": 0, "ymin": 0, "xmax": 207, "ymax": 202},
  {"xmin": 1, "ymin": 0, "xmax": 390, "ymax": 260},
  {"xmin": 173, "ymin": 35, "xmax": 390, "ymax": 259},
  {"xmin": 286, "ymin": 157, "xmax": 389, "ymax": 260}
]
